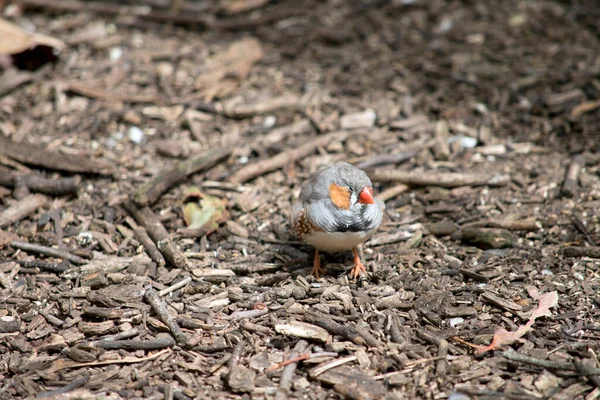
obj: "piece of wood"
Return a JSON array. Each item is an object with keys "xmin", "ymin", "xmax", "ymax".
[
  {"xmin": 312, "ymin": 365, "xmax": 387, "ymax": 400},
  {"xmin": 123, "ymin": 201, "xmax": 188, "ymax": 269},
  {"xmin": 370, "ymin": 169, "xmax": 510, "ymax": 188},
  {"xmin": 10, "ymin": 241, "xmax": 87, "ymax": 265},
  {"xmin": 131, "ymin": 146, "xmax": 230, "ymax": 207},
  {"xmin": 0, "ymin": 137, "xmax": 113, "ymax": 175},
  {"xmin": 0, "ymin": 166, "xmax": 81, "ymax": 196},
  {"xmin": 230, "ymin": 130, "xmax": 349, "ymax": 183},
  {"xmin": 0, "ymin": 194, "xmax": 48, "ymax": 228}
]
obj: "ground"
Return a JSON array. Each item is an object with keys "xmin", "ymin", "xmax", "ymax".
[{"xmin": 1, "ymin": 0, "xmax": 600, "ymax": 399}]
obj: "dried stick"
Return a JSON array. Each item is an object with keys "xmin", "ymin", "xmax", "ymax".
[
  {"xmin": 0, "ymin": 167, "xmax": 81, "ymax": 196},
  {"xmin": 123, "ymin": 201, "xmax": 188, "ymax": 269},
  {"xmin": 131, "ymin": 146, "xmax": 230, "ymax": 207},
  {"xmin": 10, "ymin": 240, "xmax": 86, "ymax": 265},
  {"xmin": 125, "ymin": 217, "xmax": 166, "ymax": 268},
  {"xmin": 230, "ymin": 130, "xmax": 349, "ymax": 183},
  {"xmin": 275, "ymin": 340, "xmax": 309, "ymax": 400},
  {"xmin": 158, "ymin": 277, "xmax": 192, "ymax": 297},
  {"xmin": 563, "ymin": 246, "xmax": 600, "ymax": 259},
  {"xmin": 12, "ymin": 259, "xmax": 70, "ymax": 273},
  {"xmin": 93, "ymin": 336, "xmax": 176, "ymax": 351},
  {"xmin": 377, "ymin": 184, "xmax": 409, "ymax": 202},
  {"xmin": 36, "ymin": 375, "xmax": 89, "ymax": 399},
  {"xmin": 502, "ymin": 349, "xmax": 576, "ymax": 371},
  {"xmin": 144, "ymin": 288, "xmax": 188, "ymax": 345},
  {"xmin": 561, "ymin": 154, "xmax": 584, "ymax": 197},
  {"xmin": 369, "ymin": 169, "xmax": 510, "ymax": 188},
  {"xmin": 0, "ymin": 137, "xmax": 113, "ymax": 175},
  {"xmin": 304, "ymin": 312, "xmax": 365, "ymax": 346},
  {"xmin": 0, "ymin": 194, "xmax": 48, "ymax": 228}
]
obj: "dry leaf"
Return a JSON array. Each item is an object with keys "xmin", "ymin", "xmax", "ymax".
[
  {"xmin": 182, "ymin": 186, "xmax": 228, "ymax": 232},
  {"xmin": 0, "ymin": 18, "xmax": 65, "ymax": 56},
  {"xmin": 475, "ymin": 291, "xmax": 558, "ymax": 354},
  {"xmin": 194, "ymin": 38, "xmax": 263, "ymax": 101}
]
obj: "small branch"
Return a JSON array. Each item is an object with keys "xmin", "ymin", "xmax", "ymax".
[
  {"xmin": 561, "ymin": 154, "xmax": 584, "ymax": 197},
  {"xmin": 12, "ymin": 259, "xmax": 70, "ymax": 273},
  {"xmin": 158, "ymin": 277, "xmax": 192, "ymax": 297},
  {"xmin": 304, "ymin": 312, "xmax": 365, "ymax": 346},
  {"xmin": 370, "ymin": 169, "xmax": 510, "ymax": 188},
  {"xmin": 377, "ymin": 184, "xmax": 409, "ymax": 202},
  {"xmin": 144, "ymin": 288, "xmax": 188, "ymax": 345},
  {"xmin": 0, "ymin": 166, "xmax": 80, "ymax": 196},
  {"xmin": 123, "ymin": 201, "xmax": 188, "ymax": 269},
  {"xmin": 93, "ymin": 336, "xmax": 175, "ymax": 351},
  {"xmin": 503, "ymin": 349, "xmax": 576, "ymax": 371},
  {"xmin": 126, "ymin": 217, "xmax": 166, "ymax": 268},
  {"xmin": 0, "ymin": 137, "xmax": 113, "ymax": 175},
  {"xmin": 131, "ymin": 147, "xmax": 230, "ymax": 207},
  {"xmin": 10, "ymin": 240, "xmax": 86, "ymax": 265},
  {"xmin": 37, "ymin": 375, "xmax": 89, "ymax": 398},
  {"xmin": 274, "ymin": 340, "xmax": 309, "ymax": 400},
  {"xmin": 0, "ymin": 194, "xmax": 48, "ymax": 228},
  {"xmin": 563, "ymin": 246, "xmax": 600, "ymax": 259},
  {"xmin": 230, "ymin": 130, "xmax": 349, "ymax": 183}
]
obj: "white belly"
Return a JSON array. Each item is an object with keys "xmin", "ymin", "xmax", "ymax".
[{"xmin": 303, "ymin": 229, "xmax": 376, "ymax": 253}]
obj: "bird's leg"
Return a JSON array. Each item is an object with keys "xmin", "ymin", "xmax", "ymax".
[
  {"xmin": 349, "ymin": 247, "xmax": 367, "ymax": 280},
  {"xmin": 311, "ymin": 249, "xmax": 325, "ymax": 279}
]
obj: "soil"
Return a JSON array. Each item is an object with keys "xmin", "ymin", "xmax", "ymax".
[{"xmin": 1, "ymin": 0, "xmax": 600, "ymax": 399}]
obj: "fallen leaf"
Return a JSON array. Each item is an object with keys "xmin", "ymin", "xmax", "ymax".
[
  {"xmin": 194, "ymin": 37, "xmax": 263, "ymax": 101},
  {"xmin": 0, "ymin": 18, "xmax": 64, "ymax": 56},
  {"xmin": 475, "ymin": 291, "xmax": 559, "ymax": 354},
  {"xmin": 182, "ymin": 186, "xmax": 228, "ymax": 232}
]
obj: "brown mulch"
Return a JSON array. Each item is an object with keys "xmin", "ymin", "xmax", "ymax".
[{"xmin": 1, "ymin": 0, "xmax": 600, "ymax": 399}]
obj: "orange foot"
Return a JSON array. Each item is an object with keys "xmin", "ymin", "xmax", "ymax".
[
  {"xmin": 311, "ymin": 249, "xmax": 325, "ymax": 279},
  {"xmin": 349, "ymin": 247, "xmax": 367, "ymax": 280}
]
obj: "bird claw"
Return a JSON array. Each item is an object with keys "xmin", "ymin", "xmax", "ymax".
[
  {"xmin": 349, "ymin": 262, "xmax": 366, "ymax": 280},
  {"xmin": 311, "ymin": 264, "xmax": 326, "ymax": 279}
]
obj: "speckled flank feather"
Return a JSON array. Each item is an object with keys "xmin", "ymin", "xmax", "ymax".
[{"xmin": 291, "ymin": 208, "xmax": 323, "ymax": 238}]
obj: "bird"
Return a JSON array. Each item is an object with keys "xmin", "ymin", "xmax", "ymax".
[{"xmin": 290, "ymin": 162, "xmax": 384, "ymax": 279}]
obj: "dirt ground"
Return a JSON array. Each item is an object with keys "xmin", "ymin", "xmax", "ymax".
[{"xmin": 1, "ymin": 0, "xmax": 600, "ymax": 399}]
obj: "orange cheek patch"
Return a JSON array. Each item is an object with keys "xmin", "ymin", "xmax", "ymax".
[{"xmin": 329, "ymin": 183, "xmax": 351, "ymax": 210}]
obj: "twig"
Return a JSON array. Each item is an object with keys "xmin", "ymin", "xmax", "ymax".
[
  {"xmin": 575, "ymin": 360, "xmax": 600, "ymax": 388},
  {"xmin": 0, "ymin": 194, "xmax": 48, "ymax": 228},
  {"xmin": 304, "ymin": 312, "xmax": 365, "ymax": 345},
  {"xmin": 377, "ymin": 184, "xmax": 409, "ymax": 202},
  {"xmin": 48, "ymin": 348, "xmax": 171, "ymax": 373},
  {"xmin": 228, "ymin": 340, "xmax": 246, "ymax": 369},
  {"xmin": 93, "ymin": 336, "xmax": 176, "ymax": 351},
  {"xmin": 66, "ymin": 81, "xmax": 160, "ymax": 104},
  {"xmin": 123, "ymin": 201, "xmax": 188, "ymax": 269},
  {"xmin": 131, "ymin": 147, "xmax": 230, "ymax": 207},
  {"xmin": 37, "ymin": 375, "xmax": 90, "ymax": 398},
  {"xmin": 11, "ymin": 259, "xmax": 70, "ymax": 273},
  {"xmin": 563, "ymin": 246, "xmax": 600, "ymax": 259},
  {"xmin": 436, "ymin": 339, "xmax": 449, "ymax": 376},
  {"xmin": 0, "ymin": 136, "xmax": 113, "ymax": 175},
  {"xmin": 223, "ymin": 94, "xmax": 302, "ymax": 119},
  {"xmin": 125, "ymin": 217, "xmax": 166, "ymax": 268},
  {"xmin": 274, "ymin": 340, "xmax": 309, "ymax": 400},
  {"xmin": 561, "ymin": 154, "xmax": 584, "ymax": 197},
  {"xmin": 502, "ymin": 348, "xmax": 576, "ymax": 371},
  {"xmin": 158, "ymin": 277, "xmax": 192, "ymax": 297},
  {"xmin": 462, "ymin": 218, "xmax": 542, "ymax": 232},
  {"xmin": 308, "ymin": 355, "xmax": 358, "ymax": 378},
  {"xmin": 144, "ymin": 288, "xmax": 188, "ymax": 345},
  {"xmin": 370, "ymin": 169, "xmax": 510, "ymax": 188},
  {"xmin": 0, "ymin": 167, "xmax": 81, "ymax": 196},
  {"xmin": 10, "ymin": 240, "xmax": 86, "ymax": 265},
  {"xmin": 230, "ymin": 130, "xmax": 349, "ymax": 183}
]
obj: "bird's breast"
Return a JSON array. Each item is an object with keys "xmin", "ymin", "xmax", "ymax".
[{"xmin": 302, "ymin": 229, "xmax": 376, "ymax": 253}]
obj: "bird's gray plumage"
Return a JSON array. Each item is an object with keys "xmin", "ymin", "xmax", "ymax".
[{"xmin": 292, "ymin": 162, "xmax": 384, "ymax": 235}]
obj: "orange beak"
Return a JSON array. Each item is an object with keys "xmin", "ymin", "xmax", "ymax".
[{"xmin": 358, "ymin": 187, "xmax": 374, "ymax": 204}]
